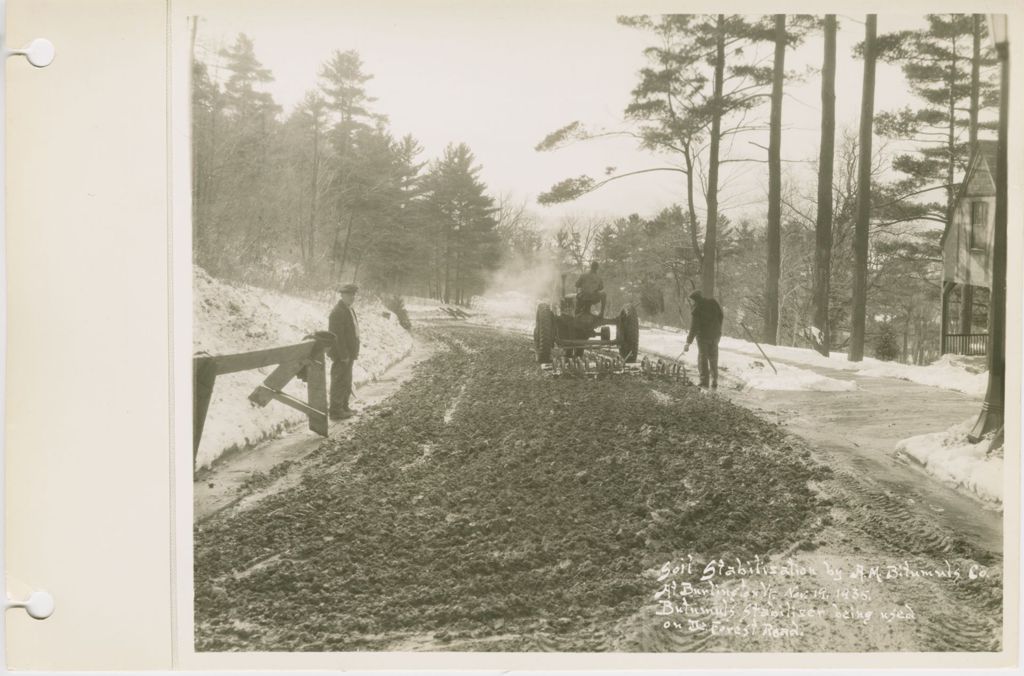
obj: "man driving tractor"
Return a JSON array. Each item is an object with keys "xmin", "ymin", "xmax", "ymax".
[{"xmin": 575, "ymin": 261, "xmax": 607, "ymax": 318}]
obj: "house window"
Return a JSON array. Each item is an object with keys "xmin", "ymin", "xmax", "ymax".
[{"xmin": 970, "ymin": 201, "xmax": 988, "ymax": 251}]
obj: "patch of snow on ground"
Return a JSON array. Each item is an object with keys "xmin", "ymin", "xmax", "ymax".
[
  {"xmin": 640, "ymin": 331, "xmax": 856, "ymax": 392},
  {"xmin": 895, "ymin": 417, "xmax": 1002, "ymax": 505},
  {"xmin": 193, "ymin": 268, "xmax": 414, "ymax": 469},
  {"xmin": 858, "ymin": 354, "xmax": 988, "ymax": 397},
  {"xmin": 648, "ymin": 324, "xmax": 987, "ymax": 397}
]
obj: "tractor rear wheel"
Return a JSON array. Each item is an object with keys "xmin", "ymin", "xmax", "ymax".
[
  {"xmin": 618, "ymin": 306, "xmax": 639, "ymax": 362},
  {"xmin": 535, "ymin": 303, "xmax": 555, "ymax": 363}
]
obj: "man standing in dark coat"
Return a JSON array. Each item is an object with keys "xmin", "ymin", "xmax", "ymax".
[
  {"xmin": 328, "ymin": 283, "xmax": 360, "ymax": 420},
  {"xmin": 683, "ymin": 290, "xmax": 724, "ymax": 389}
]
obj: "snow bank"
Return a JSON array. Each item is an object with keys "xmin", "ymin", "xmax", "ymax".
[
  {"xmin": 649, "ymin": 324, "xmax": 987, "ymax": 397},
  {"xmin": 193, "ymin": 269, "xmax": 414, "ymax": 469},
  {"xmin": 857, "ymin": 354, "xmax": 988, "ymax": 397},
  {"xmin": 641, "ymin": 331, "xmax": 857, "ymax": 392},
  {"xmin": 894, "ymin": 417, "xmax": 1002, "ymax": 505}
]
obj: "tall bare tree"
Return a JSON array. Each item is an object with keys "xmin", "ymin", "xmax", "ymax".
[
  {"xmin": 811, "ymin": 14, "xmax": 837, "ymax": 356},
  {"xmin": 763, "ymin": 14, "xmax": 787, "ymax": 344},
  {"xmin": 960, "ymin": 13, "xmax": 984, "ymax": 333},
  {"xmin": 703, "ymin": 14, "xmax": 726, "ymax": 297},
  {"xmin": 850, "ymin": 15, "xmax": 877, "ymax": 362}
]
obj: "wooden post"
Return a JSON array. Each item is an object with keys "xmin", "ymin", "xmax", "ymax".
[
  {"xmin": 193, "ymin": 357, "xmax": 218, "ymax": 461},
  {"xmin": 306, "ymin": 343, "xmax": 329, "ymax": 437},
  {"xmin": 247, "ymin": 359, "xmax": 309, "ymax": 406},
  {"xmin": 194, "ymin": 335, "xmax": 337, "ymax": 467}
]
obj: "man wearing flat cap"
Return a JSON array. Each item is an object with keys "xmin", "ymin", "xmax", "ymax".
[
  {"xmin": 328, "ymin": 283, "xmax": 361, "ymax": 420},
  {"xmin": 683, "ymin": 289, "xmax": 724, "ymax": 389}
]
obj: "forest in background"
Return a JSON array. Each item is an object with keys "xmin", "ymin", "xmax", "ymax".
[{"xmin": 190, "ymin": 14, "xmax": 999, "ymax": 365}]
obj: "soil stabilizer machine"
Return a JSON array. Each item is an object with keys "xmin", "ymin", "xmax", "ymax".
[{"xmin": 532, "ymin": 274, "xmax": 688, "ymax": 379}]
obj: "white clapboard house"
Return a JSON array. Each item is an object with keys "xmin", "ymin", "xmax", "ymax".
[{"xmin": 941, "ymin": 140, "xmax": 997, "ymax": 356}]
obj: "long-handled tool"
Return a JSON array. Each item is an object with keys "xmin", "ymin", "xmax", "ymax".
[{"xmin": 739, "ymin": 322, "xmax": 778, "ymax": 374}]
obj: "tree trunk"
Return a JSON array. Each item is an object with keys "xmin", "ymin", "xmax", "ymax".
[
  {"xmin": 970, "ymin": 15, "xmax": 982, "ymax": 153},
  {"xmin": 849, "ymin": 14, "xmax": 877, "ymax": 362},
  {"xmin": 337, "ymin": 213, "xmax": 355, "ymax": 279},
  {"xmin": 812, "ymin": 14, "xmax": 837, "ymax": 356},
  {"xmin": 683, "ymin": 145, "xmax": 702, "ymax": 260},
  {"xmin": 903, "ymin": 313, "xmax": 911, "ymax": 363},
  {"xmin": 960, "ymin": 15, "xmax": 982, "ymax": 332},
  {"xmin": 443, "ymin": 229, "xmax": 452, "ymax": 304},
  {"xmin": 702, "ymin": 14, "xmax": 725, "ymax": 298},
  {"xmin": 307, "ymin": 111, "xmax": 320, "ymax": 270},
  {"xmin": 455, "ymin": 248, "xmax": 462, "ymax": 306},
  {"xmin": 764, "ymin": 14, "xmax": 786, "ymax": 345},
  {"xmin": 946, "ymin": 42, "xmax": 958, "ymax": 224}
]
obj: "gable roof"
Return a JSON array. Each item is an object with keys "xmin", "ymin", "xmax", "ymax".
[{"xmin": 941, "ymin": 140, "xmax": 998, "ymax": 248}]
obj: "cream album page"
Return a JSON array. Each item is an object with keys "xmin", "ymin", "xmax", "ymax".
[{"xmin": 4, "ymin": 0, "xmax": 1023, "ymax": 671}]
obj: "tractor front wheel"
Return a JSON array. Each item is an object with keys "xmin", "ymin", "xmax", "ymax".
[
  {"xmin": 535, "ymin": 303, "xmax": 555, "ymax": 363},
  {"xmin": 618, "ymin": 306, "xmax": 639, "ymax": 363}
]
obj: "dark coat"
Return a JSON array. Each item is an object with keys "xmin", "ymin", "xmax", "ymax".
[
  {"xmin": 329, "ymin": 300, "xmax": 360, "ymax": 361},
  {"xmin": 686, "ymin": 297, "xmax": 724, "ymax": 344}
]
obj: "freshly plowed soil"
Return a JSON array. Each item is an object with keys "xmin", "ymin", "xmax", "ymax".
[{"xmin": 194, "ymin": 327, "xmax": 1002, "ymax": 652}]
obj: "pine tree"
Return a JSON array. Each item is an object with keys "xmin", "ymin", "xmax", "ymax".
[
  {"xmin": 423, "ymin": 144, "xmax": 499, "ymax": 304},
  {"xmin": 317, "ymin": 49, "xmax": 381, "ymax": 279},
  {"xmin": 319, "ymin": 49, "xmax": 380, "ymax": 152},
  {"xmin": 875, "ymin": 15, "xmax": 998, "ymax": 222},
  {"xmin": 214, "ymin": 33, "xmax": 282, "ymax": 272},
  {"xmin": 537, "ymin": 14, "xmax": 775, "ymax": 298}
]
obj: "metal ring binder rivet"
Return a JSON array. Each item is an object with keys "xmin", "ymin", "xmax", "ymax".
[
  {"xmin": 5, "ymin": 591, "xmax": 55, "ymax": 620},
  {"xmin": 6, "ymin": 38, "xmax": 55, "ymax": 68}
]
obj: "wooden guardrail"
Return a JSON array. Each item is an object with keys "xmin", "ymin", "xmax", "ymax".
[{"xmin": 193, "ymin": 331, "xmax": 336, "ymax": 462}]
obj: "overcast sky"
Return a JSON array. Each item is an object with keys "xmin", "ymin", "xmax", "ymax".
[{"xmin": 187, "ymin": 4, "xmax": 981, "ymax": 231}]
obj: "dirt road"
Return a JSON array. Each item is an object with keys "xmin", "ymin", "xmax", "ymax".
[
  {"xmin": 722, "ymin": 355, "xmax": 1001, "ymax": 554},
  {"xmin": 193, "ymin": 326, "xmax": 1002, "ymax": 653}
]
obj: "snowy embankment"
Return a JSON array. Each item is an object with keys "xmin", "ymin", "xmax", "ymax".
[
  {"xmin": 193, "ymin": 269, "xmax": 413, "ymax": 469},
  {"xmin": 895, "ymin": 418, "xmax": 1003, "ymax": 505},
  {"xmin": 645, "ymin": 326, "xmax": 987, "ymax": 397}
]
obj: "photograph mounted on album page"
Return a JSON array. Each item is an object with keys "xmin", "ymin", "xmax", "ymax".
[{"xmin": 4, "ymin": 0, "xmax": 1024, "ymax": 671}]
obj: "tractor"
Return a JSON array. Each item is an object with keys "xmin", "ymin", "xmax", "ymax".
[{"xmin": 533, "ymin": 289, "xmax": 639, "ymax": 366}]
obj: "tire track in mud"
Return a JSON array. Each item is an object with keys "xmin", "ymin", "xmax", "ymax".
[
  {"xmin": 636, "ymin": 376, "xmax": 1002, "ymax": 653},
  {"xmin": 813, "ymin": 462, "xmax": 1003, "ymax": 652},
  {"xmin": 194, "ymin": 327, "xmax": 1002, "ymax": 653}
]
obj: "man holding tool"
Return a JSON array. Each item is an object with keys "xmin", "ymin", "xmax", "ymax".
[{"xmin": 683, "ymin": 290, "xmax": 724, "ymax": 389}]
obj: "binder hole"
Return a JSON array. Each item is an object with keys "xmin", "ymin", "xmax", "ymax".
[
  {"xmin": 25, "ymin": 591, "xmax": 55, "ymax": 619},
  {"xmin": 8, "ymin": 38, "xmax": 55, "ymax": 68}
]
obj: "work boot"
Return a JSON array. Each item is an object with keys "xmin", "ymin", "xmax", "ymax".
[{"xmin": 330, "ymin": 409, "xmax": 354, "ymax": 421}]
